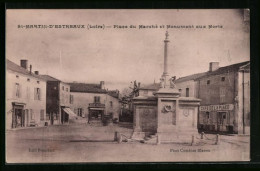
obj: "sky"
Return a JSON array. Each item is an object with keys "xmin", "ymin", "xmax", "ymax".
[{"xmin": 6, "ymin": 9, "xmax": 250, "ymax": 91}]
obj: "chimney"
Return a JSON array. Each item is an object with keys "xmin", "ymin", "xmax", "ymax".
[
  {"xmin": 115, "ymin": 89, "xmax": 119, "ymax": 97},
  {"xmin": 100, "ymin": 81, "xmax": 105, "ymax": 89},
  {"xmin": 20, "ymin": 60, "xmax": 28, "ymax": 70},
  {"xmin": 34, "ymin": 71, "xmax": 39, "ymax": 75},
  {"xmin": 209, "ymin": 62, "xmax": 219, "ymax": 72},
  {"xmin": 29, "ymin": 65, "xmax": 32, "ymax": 74}
]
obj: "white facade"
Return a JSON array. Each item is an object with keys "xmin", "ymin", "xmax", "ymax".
[{"xmin": 6, "ymin": 70, "xmax": 47, "ymax": 129}]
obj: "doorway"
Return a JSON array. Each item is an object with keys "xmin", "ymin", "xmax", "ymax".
[
  {"xmin": 217, "ymin": 112, "xmax": 228, "ymax": 132},
  {"xmin": 12, "ymin": 105, "xmax": 25, "ymax": 128},
  {"xmin": 88, "ymin": 109, "xmax": 104, "ymax": 123},
  {"xmin": 61, "ymin": 109, "xmax": 69, "ymax": 124}
]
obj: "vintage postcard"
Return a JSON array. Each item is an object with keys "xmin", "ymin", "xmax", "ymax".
[{"xmin": 6, "ymin": 9, "xmax": 250, "ymax": 163}]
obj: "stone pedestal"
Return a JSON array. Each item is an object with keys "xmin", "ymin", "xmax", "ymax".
[
  {"xmin": 131, "ymin": 96, "xmax": 157, "ymax": 140},
  {"xmin": 155, "ymin": 87, "xmax": 201, "ymax": 143},
  {"xmin": 132, "ymin": 87, "xmax": 201, "ymax": 144}
]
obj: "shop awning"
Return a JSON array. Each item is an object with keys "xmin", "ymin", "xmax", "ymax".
[
  {"xmin": 12, "ymin": 102, "xmax": 26, "ymax": 106},
  {"xmin": 63, "ymin": 107, "xmax": 77, "ymax": 117}
]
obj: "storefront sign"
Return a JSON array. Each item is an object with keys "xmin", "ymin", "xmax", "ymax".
[{"xmin": 199, "ymin": 104, "xmax": 234, "ymax": 112}]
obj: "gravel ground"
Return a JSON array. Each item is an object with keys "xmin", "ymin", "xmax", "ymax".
[{"xmin": 6, "ymin": 123, "xmax": 250, "ymax": 163}]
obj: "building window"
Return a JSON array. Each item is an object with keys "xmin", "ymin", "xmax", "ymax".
[
  {"xmin": 15, "ymin": 83, "xmax": 20, "ymax": 98},
  {"xmin": 179, "ymin": 89, "xmax": 182, "ymax": 93},
  {"xmin": 206, "ymin": 112, "xmax": 210, "ymax": 119},
  {"xmin": 16, "ymin": 75, "xmax": 19, "ymax": 78},
  {"xmin": 206, "ymin": 112, "xmax": 210, "ymax": 124},
  {"xmin": 25, "ymin": 109, "xmax": 29, "ymax": 126},
  {"xmin": 66, "ymin": 88, "xmax": 68, "ymax": 92},
  {"xmin": 37, "ymin": 81, "xmax": 40, "ymax": 84},
  {"xmin": 110, "ymin": 101, "xmax": 113, "ymax": 107},
  {"xmin": 77, "ymin": 108, "xmax": 84, "ymax": 117},
  {"xmin": 30, "ymin": 109, "xmax": 34, "ymax": 120},
  {"xmin": 62, "ymin": 86, "xmax": 64, "ymax": 90},
  {"xmin": 40, "ymin": 110, "xmax": 44, "ymax": 121},
  {"xmin": 27, "ymin": 78, "xmax": 30, "ymax": 82},
  {"xmin": 34, "ymin": 88, "xmax": 41, "ymax": 100},
  {"xmin": 221, "ymin": 77, "xmax": 225, "ymax": 81},
  {"xmin": 46, "ymin": 112, "xmax": 50, "ymax": 120},
  {"xmin": 94, "ymin": 96, "xmax": 100, "ymax": 103},
  {"xmin": 207, "ymin": 80, "xmax": 210, "ymax": 85},
  {"xmin": 220, "ymin": 87, "xmax": 226, "ymax": 103},
  {"xmin": 70, "ymin": 95, "xmax": 74, "ymax": 104},
  {"xmin": 186, "ymin": 88, "xmax": 189, "ymax": 97}
]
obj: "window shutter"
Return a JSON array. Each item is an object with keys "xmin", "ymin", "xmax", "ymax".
[
  {"xmin": 32, "ymin": 109, "xmax": 34, "ymax": 120},
  {"xmin": 34, "ymin": 88, "xmax": 37, "ymax": 100},
  {"xmin": 39, "ymin": 88, "xmax": 41, "ymax": 100},
  {"xmin": 19, "ymin": 84, "xmax": 22, "ymax": 98}
]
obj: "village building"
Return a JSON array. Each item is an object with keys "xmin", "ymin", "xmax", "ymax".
[
  {"xmin": 68, "ymin": 81, "xmax": 120, "ymax": 124},
  {"xmin": 174, "ymin": 61, "xmax": 250, "ymax": 135},
  {"xmin": 195, "ymin": 61, "xmax": 250, "ymax": 135},
  {"xmin": 37, "ymin": 75, "xmax": 76, "ymax": 125},
  {"xmin": 6, "ymin": 59, "xmax": 47, "ymax": 129}
]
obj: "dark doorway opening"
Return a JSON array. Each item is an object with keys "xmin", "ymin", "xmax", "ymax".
[{"xmin": 12, "ymin": 104, "xmax": 25, "ymax": 128}]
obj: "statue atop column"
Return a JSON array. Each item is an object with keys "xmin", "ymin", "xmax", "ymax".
[
  {"xmin": 169, "ymin": 76, "xmax": 176, "ymax": 89},
  {"xmin": 165, "ymin": 31, "xmax": 169, "ymax": 40},
  {"xmin": 159, "ymin": 31, "xmax": 176, "ymax": 89},
  {"xmin": 159, "ymin": 77, "xmax": 165, "ymax": 88}
]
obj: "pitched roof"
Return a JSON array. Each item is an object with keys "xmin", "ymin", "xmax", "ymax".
[
  {"xmin": 38, "ymin": 75, "xmax": 61, "ymax": 82},
  {"xmin": 175, "ymin": 72, "xmax": 208, "ymax": 83},
  {"xmin": 195, "ymin": 61, "xmax": 250, "ymax": 80},
  {"xmin": 139, "ymin": 83, "xmax": 160, "ymax": 90},
  {"xmin": 6, "ymin": 59, "xmax": 45, "ymax": 81},
  {"xmin": 68, "ymin": 82, "xmax": 107, "ymax": 94},
  {"xmin": 107, "ymin": 90, "xmax": 119, "ymax": 98}
]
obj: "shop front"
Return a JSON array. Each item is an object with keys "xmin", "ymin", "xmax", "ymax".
[
  {"xmin": 88, "ymin": 103, "xmax": 105, "ymax": 124},
  {"xmin": 61, "ymin": 106, "xmax": 77, "ymax": 124},
  {"xmin": 12, "ymin": 102, "xmax": 26, "ymax": 128},
  {"xmin": 199, "ymin": 104, "xmax": 235, "ymax": 134}
]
